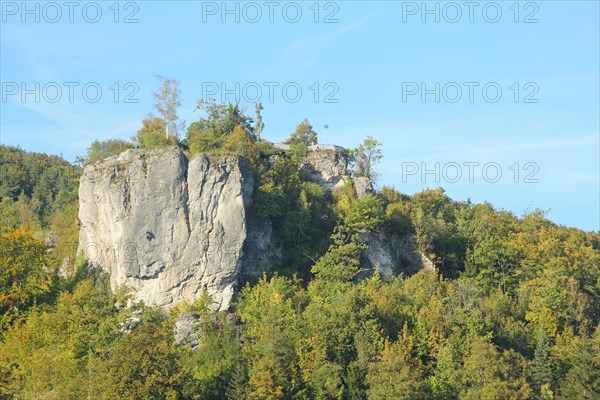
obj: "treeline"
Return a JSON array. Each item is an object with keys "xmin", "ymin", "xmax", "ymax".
[
  {"xmin": 0, "ymin": 145, "xmax": 81, "ymax": 276},
  {"xmin": 0, "ymin": 145, "xmax": 80, "ymax": 231}
]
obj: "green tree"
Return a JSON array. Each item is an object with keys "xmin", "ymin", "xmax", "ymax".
[
  {"xmin": 366, "ymin": 337, "xmax": 430, "ymax": 400},
  {"xmin": 311, "ymin": 227, "xmax": 367, "ymax": 283},
  {"xmin": 253, "ymin": 154, "xmax": 335, "ymax": 280},
  {"xmin": 461, "ymin": 336, "xmax": 533, "ymax": 400},
  {"xmin": 255, "ymin": 102, "xmax": 265, "ymax": 140},
  {"xmin": 186, "ymin": 100, "xmax": 255, "ymax": 154},
  {"xmin": 0, "ymin": 145, "xmax": 80, "ymax": 229},
  {"xmin": 556, "ymin": 328, "xmax": 600, "ymax": 400},
  {"xmin": 179, "ymin": 312, "xmax": 245, "ymax": 399},
  {"xmin": 385, "ymin": 201, "xmax": 413, "ymax": 235},
  {"xmin": 238, "ymin": 275, "xmax": 303, "ymax": 399},
  {"xmin": 0, "ymin": 228, "xmax": 57, "ymax": 328},
  {"xmin": 0, "ymin": 275, "xmax": 121, "ymax": 399},
  {"xmin": 226, "ymin": 361, "xmax": 248, "ymax": 400},
  {"xmin": 94, "ymin": 311, "xmax": 185, "ymax": 400},
  {"xmin": 194, "ymin": 99, "xmax": 254, "ymax": 138},
  {"xmin": 344, "ymin": 194, "xmax": 385, "ymax": 232},
  {"xmin": 409, "ymin": 188, "xmax": 467, "ymax": 277},
  {"xmin": 86, "ymin": 139, "xmax": 134, "ymax": 164},
  {"xmin": 0, "ymin": 195, "xmax": 41, "ymax": 233},
  {"xmin": 430, "ymin": 334, "xmax": 465, "ymax": 400},
  {"xmin": 154, "ymin": 75, "xmax": 185, "ymax": 138},
  {"xmin": 222, "ymin": 124, "xmax": 260, "ymax": 168},
  {"xmin": 309, "ymin": 362, "xmax": 344, "ymax": 399},
  {"xmin": 345, "ymin": 360, "xmax": 368, "ymax": 400},
  {"xmin": 532, "ymin": 333, "xmax": 555, "ymax": 394},
  {"xmin": 135, "ymin": 116, "xmax": 180, "ymax": 149},
  {"xmin": 285, "ymin": 118, "xmax": 318, "ymax": 146},
  {"xmin": 186, "ymin": 121, "xmax": 223, "ymax": 155},
  {"xmin": 353, "ymin": 136, "xmax": 382, "ymax": 182}
]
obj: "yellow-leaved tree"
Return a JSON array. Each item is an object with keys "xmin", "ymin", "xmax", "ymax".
[{"xmin": 0, "ymin": 227, "xmax": 57, "ymax": 328}]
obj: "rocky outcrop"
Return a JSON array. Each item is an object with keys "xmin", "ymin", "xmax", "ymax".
[
  {"xmin": 301, "ymin": 148, "xmax": 350, "ymax": 192},
  {"xmin": 77, "ymin": 146, "xmax": 430, "ymax": 311},
  {"xmin": 174, "ymin": 314, "xmax": 202, "ymax": 349},
  {"xmin": 353, "ymin": 176, "xmax": 375, "ymax": 198},
  {"xmin": 77, "ymin": 147, "xmax": 253, "ymax": 311},
  {"xmin": 362, "ymin": 232, "xmax": 436, "ymax": 277}
]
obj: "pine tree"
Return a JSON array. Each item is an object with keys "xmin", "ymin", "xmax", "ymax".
[
  {"xmin": 226, "ymin": 361, "xmax": 248, "ymax": 400},
  {"xmin": 532, "ymin": 333, "xmax": 555, "ymax": 393},
  {"xmin": 285, "ymin": 118, "xmax": 318, "ymax": 146},
  {"xmin": 345, "ymin": 361, "xmax": 368, "ymax": 400}
]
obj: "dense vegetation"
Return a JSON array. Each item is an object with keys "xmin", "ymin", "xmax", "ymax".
[
  {"xmin": 1, "ymin": 142, "xmax": 598, "ymax": 399},
  {"xmin": 1, "ymin": 78, "xmax": 598, "ymax": 399}
]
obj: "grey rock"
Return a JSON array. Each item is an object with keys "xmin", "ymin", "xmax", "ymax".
[
  {"xmin": 174, "ymin": 314, "xmax": 202, "ymax": 349},
  {"xmin": 119, "ymin": 316, "xmax": 141, "ymax": 333},
  {"xmin": 58, "ymin": 256, "xmax": 74, "ymax": 279},
  {"xmin": 77, "ymin": 147, "xmax": 252, "ymax": 311},
  {"xmin": 354, "ymin": 176, "xmax": 375, "ymax": 198},
  {"xmin": 301, "ymin": 148, "xmax": 350, "ymax": 192},
  {"xmin": 241, "ymin": 212, "xmax": 282, "ymax": 282},
  {"xmin": 362, "ymin": 232, "xmax": 436, "ymax": 278}
]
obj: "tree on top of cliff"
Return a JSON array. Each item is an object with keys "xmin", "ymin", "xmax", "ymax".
[
  {"xmin": 185, "ymin": 99, "xmax": 256, "ymax": 155},
  {"xmin": 86, "ymin": 139, "xmax": 134, "ymax": 164},
  {"xmin": 222, "ymin": 125, "xmax": 260, "ymax": 167},
  {"xmin": 194, "ymin": 99, "xmax": 255, "ymax": 138},
  {"xmin": 353, "ymin": 136, "xmax": 382, "ymax": 183},
  {"xmin": 135, "ymin": 116, "xmax": 180, "ymax": 150},
  {"xmin": 153, "ymin": 75, "xmax": 185, "ymax": 139},
  {"xmin": 284, "ymin": 118, "xmax": 318, "ymax": 147},
  {"xmin": 254, "ymin": 103, "xmax": 265, "ymax": 141}
]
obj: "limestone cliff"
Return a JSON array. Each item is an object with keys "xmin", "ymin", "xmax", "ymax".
[
  {"xmin": 77, "ymin": 145, "xmax": 431, "ymax": 311},
  {"xmin": 77, "ymin": 147, "xmax": 253, "ymax": 311}
]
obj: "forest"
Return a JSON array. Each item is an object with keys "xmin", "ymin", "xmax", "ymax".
[{"xmin": 0, "ymin": 81, "xmax": 598, "ymax": 399}]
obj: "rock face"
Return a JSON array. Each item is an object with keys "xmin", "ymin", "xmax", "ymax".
[
  {"xmin": 174, "ymin": 314, "xmax": 202, "ymax": 349},
  {"xmin": 301, "ymin": 148, "xmax": 350, "ymax": 192},
  {"xmin": 77, "ymin": 147, "xmax": 253, "ymax": 311},
  {"xmin": 362, "ymin": 232, "xmax": 436, "ymax": 277},
  {"xmin": 353, "ymin": 176, "xmax": 375, "ymax": 198},
  {"xmin": 78, "ymin": 146, "xmax": 432, "ymax": 311},
  {"xmin": 241, "ymin": 212, "xmax": 282, "ymax": 281}
]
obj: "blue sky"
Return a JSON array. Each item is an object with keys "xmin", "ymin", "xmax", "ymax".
[{"xmin": 1, "ymin": 1, "xmax": 599, "ymax": 231}]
